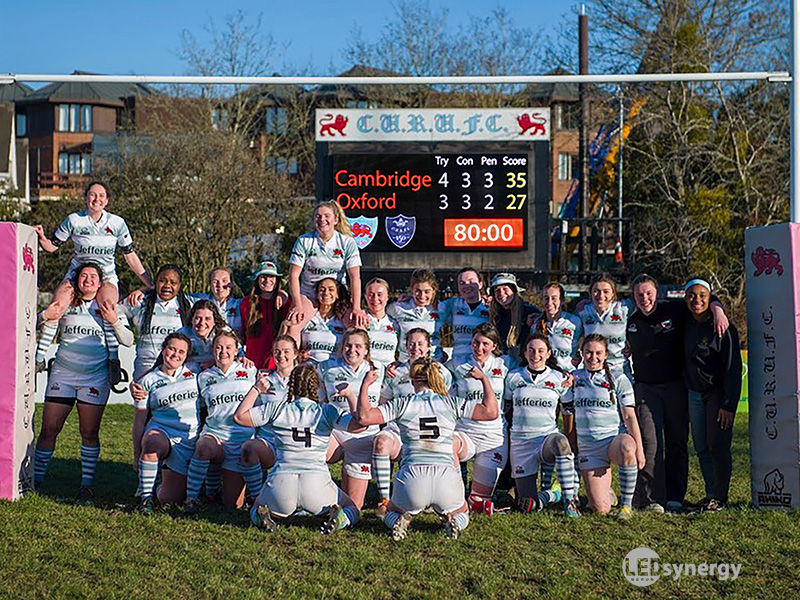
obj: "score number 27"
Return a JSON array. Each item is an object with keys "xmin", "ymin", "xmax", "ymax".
[{"xmin": 438, "ymin": 171, "xmax": 527, "ymax": 210}]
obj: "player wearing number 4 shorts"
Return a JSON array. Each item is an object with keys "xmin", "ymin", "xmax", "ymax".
[
  {"xmin": 355, "ymin": 357, "xmax": 499, "ymax": 540},
  {"xmin": 234, "ymin": 364, "xmax": 362, "ymax": 534}
]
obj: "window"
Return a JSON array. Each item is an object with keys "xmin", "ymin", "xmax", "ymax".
[
  {"xmin": 266, "ymin": 156, "xmax": 299, "ymax": 174},
  {"xmin": 557, "ymin": 103, "xmax": 580, "ymax": 130},
  {"xmin": 265, "ymin": 107, "xmax": 288, "ymax": 134},
  {"xmin": 558, "ymin": 153, "xmax": 578, "ymax": 180},
  {"xmin": 15, "ymin": 112, "xmax": 26, "ymax": 137},
  {"xmin": 57, "ymin": 104, "xmax": 92, "ymax": 132},
  {"xmin": 211, "ymin": 108, "xmax": 229, "ymax": 131},
  {"xmin": 58, "ymin": 152, "xmax": 92, "ymax": 175}
]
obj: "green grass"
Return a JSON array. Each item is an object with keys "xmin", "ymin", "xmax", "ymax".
[{"xmin": 0, "ymin": 405, "xmax": 797, "ymax": 600}]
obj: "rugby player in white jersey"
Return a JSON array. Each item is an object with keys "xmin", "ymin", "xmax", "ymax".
[
  {"xmin": 562, "ymin": 334, "xmax": 645, "ymax": 519},
  {"xmin": 33, "ymin": 262, "xmax": 134, "ymax": 504},
  {"xmin": 386, "ymin": 269, "xmax": 446, "ymax": 362},
  {"xmin": 184, "ymin": 330, "xmax": 256, "ymax": 512},
  {"xmin": 319, "ymin": 328, "xmax": 384, "ymax": 509},
  {"xmin": 440, "ymin": 267, "xmax": 491, "ymax": 362},
  {"xmin": 284, "ymin": 277, "xmax": 347, "ymax": 364},
  {"xmin": 238, "ymin": 335, "xmax": 299, "ymax": 500},
  {"xmin": 134, "ymin": 332, "xmax": 199, "ymax": 513},
  {"xmin": 359, "ymin": 278, "xmax": 400, "ymax": 369},
  {"xmin": 234, "ymin": 364, "xmax": 363, "ymax": 534},
  {"xmin": 355, "ymin": 358, "xmax": 498, "ymax": 539},
  {"xmin": 177, "ymin": 300, "xmax": 229, "ymax": 373},
  {"xmin": 531, "ymin": 283, "xmax": 583, "ymax": 373},
  {"xmin": 505, "ymin": 333, "xmax": 579, "ymax": 517},
  {"xmin": 206, "ymin": 267, "xmax": 244, "ymax": 340},
  {"xmin": 447, "ymin": 323, "xmax": 511, "ymax": 515},
  {"xmin": 373, "ymin": 328, "xmax": 453, "ymax": 516},
  {"xmin": 286, "ymin": 200, "xmax": 367, "ymax": 329},
  {"xmin": 35, "ymin": 181, "xmax": 151, "ymax": 382}
]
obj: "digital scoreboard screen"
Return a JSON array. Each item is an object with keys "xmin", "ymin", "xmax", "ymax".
[{"xmin": 332, "ymin": 153, "xmax": 529, "ymax": 252}]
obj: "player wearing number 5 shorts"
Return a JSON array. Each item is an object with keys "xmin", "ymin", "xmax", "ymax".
[
  {"xmin": 183, "ymin": 331, "xmax": 256, "ymax": 513},
  {"xmin": 356, "ymin": 357, "xmax": 499, "ymax": 539},
  {"xmin": 446, "ymin": 323, "xmax": 510, "ymax": 515},
  {"xmin": 234, "ymin": 364, "xmax": 362, "ymax": 534}
]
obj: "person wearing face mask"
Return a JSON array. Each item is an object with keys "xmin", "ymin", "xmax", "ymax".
[
  {"xmin": 240, "ymin": 261, "xmax": 291, "ymax": 370},
  {"xmin": 627, "ymin": 273, "xmax": 729, "ymax": 513},
  {"xmin": 488, "ymin": 273, "xmax": 540, "ymax": 364},
  {"xmin": 682, "ymin": 278, "xmax": 741, "ymax": 512}
]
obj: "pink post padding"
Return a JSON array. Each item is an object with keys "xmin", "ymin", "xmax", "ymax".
[{"xmin": 0, "ymin": 223, "xmax": 20, "ymax": 499}]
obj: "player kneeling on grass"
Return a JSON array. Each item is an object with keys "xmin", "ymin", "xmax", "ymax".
[
  {"xmin": 505, "ymin": 334, "xmax": 579, "ymax": 517},
  {"xmin": 238, "ymin": 335, "xmax": 300, "ymax": 501},
  {"xmin": 183, "ymin": 330, "xmax": 256, "ymax": 513},
  {"xmin": 563, "ymin": 334, "xmax": 645, "ymax": 519},
  {"xmin": 234, "ymin": 364, "xmax": 362, "ymax": 534},
  {"xmin": 133, "ymin": 333, "xmax": 198, "ymax": 514},
  {"xmin": 355, "ymin": 358, "xmax": 498, "ymax": 540}
]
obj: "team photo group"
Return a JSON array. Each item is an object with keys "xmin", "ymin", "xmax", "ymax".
[{"xmin": 30, "ymin": 180, "xmax": 743, "ymax": 540}]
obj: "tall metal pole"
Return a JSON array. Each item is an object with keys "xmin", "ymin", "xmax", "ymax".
[
  {"xmin": 617, "ymin": 85, "xmax": 624, "ymax": 240},
  {"xmin": 793, "ymin": 0, "xmax": 800, "ymax": 222},
  {"xmin": 579, "ymin": 6, "xmax": 589, "ymax": 272}
]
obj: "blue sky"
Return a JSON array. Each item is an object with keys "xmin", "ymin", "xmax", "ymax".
[{"xmin": 3, "ymin": 1, "xmax": 575, "ymax": 78}]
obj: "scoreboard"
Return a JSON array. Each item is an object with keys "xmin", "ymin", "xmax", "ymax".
[{"xmin": 332, "ymin": 154, "xmax": 530, "ymax": 253}]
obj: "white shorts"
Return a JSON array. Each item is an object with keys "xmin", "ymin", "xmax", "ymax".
[
  {"xmin": 510, "ymin": 436, "xmax": 550, "ymax": 478},
  {"xmin": 146, "ymin": 423, "xmax": 196, "ymax": 476},
  {"xmin": 45, "ymin": 369, "xmax": 110, "ymax": 406},
  {"xmin": 392, "ymin": 464, "xmax": 466, "ymax": 515},
  {"xmin": 332, "ymin": 430, "xmax": 375, "ymax": 480},
  {"xmin": 455, "ymin": 430, "xmax": 507, "ymax": 471},
  {"xmin": 376, "ymin": 423, "xmax": 402, "ymax": 446},
  {"xmin": 258, "ymin": 471, "xmax": 346, "ymax": 518},
  {"xmin": 578, "ymin": 436, "xmax": 615, "ymax": 471},
  {"xmin": 202, "ymin": 433, "xmax": 249, "ymax": 473}
]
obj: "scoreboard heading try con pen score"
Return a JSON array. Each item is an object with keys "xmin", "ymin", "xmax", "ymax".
[{"xmin": 333, "ymin": 153, "xmax": 529, "ymax": 253}]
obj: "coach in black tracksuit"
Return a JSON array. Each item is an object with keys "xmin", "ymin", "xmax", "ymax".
[
  {"xmin": 627, "ymin": 275, "xmax": 729, "ymax": 511},
  {"xmin": 683, "ymin": 278, "xmax": 741, "ymax": 511}
]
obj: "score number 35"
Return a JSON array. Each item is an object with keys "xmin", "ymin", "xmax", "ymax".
[{"xmin": 438, "ymin": 171, "xmax": 527, "ymax": 210}]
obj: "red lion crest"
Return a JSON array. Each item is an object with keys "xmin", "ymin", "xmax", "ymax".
[
  {"xmin": 517, "ymin": 113, "xmax": 547, "ymax": 136},
  {"xmin": 319, "ymin": 114, "xmax": 348, "ymax": 137},
  {"xmin": 752, "ymin": 246, "xmax": 784, "ymax": 277},
  {"xmin": 236, "ymin": 370, "xmax": 249, "ymax": 378},
  {"xmin": 22, "ymin": 244, "xmax": 35, "ymax": 274}
]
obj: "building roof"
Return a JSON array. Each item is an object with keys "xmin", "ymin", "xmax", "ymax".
[
  {"xmin": 314, "ymin": 64, "xmax": 405, "ymax": 98},
  {"xmin": 518, "ymin": 68, "xmax": 607, "ymax": 103},
  {"xmin": 21, "ymin": 71, "xmax": 158, "ymax": 103},
  {"xmin": 0, "ymin": 82, "xmax": 33, "ymax": 102}
]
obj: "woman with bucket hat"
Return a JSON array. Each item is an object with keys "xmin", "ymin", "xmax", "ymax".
[
  {"xmin": 240, "ymin": 261, "xmax": 291, "ymax": 370},
  {"xmin": 488, "ymin": 272, "xmax": 540, "ymax": 365}
]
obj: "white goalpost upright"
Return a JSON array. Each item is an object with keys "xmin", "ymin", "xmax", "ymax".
[{"xmin": 0, "ymin": 1, "xmax": 798, "ymax": 503}]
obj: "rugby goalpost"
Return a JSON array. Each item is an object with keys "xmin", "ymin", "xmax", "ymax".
[{"xmin": 1, "ymin": 1, "xmax": 798, "ymax": 504}]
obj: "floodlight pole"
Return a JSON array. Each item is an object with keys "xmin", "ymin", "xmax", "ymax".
[{"xmin": 793, "ymin": 0, "xmax": 800, "ymax": 222}]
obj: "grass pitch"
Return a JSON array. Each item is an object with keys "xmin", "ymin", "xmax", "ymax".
[{"xmin": 0, "ymin": 403, "xmax": 797, "ymax": 599}]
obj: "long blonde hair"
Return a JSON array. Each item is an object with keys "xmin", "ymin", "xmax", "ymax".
[
  {"xmin": 315, "ymin": 200, "xmax": 351, "ymax": 237},
  {"xmin": 410, "ymin": 357, "xmax": 449, "ymax": 396}
]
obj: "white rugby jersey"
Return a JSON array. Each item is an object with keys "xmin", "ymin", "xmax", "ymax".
[
  {"xmin": 123, "ymin": 297, "xmax": 184, "ymax": 379},
  {"xmin": 254, "ymin": 370, "xmax": 290, "ymax": 443},
  {"xmin": 319, "ymin": 359, "xmax": 384, "ymax": 439},
  {"xmin": 178, "ymin": 326, "xmax": 215, "ymax": 373},
  {"xmin": 137, "ymin": 365, "xmax": 200, "ymax": 438},
  {"xmin": 379, "ymin": 389, "xmax": 474, "ymax": 467},
  {"xmin": 365, "ymin": 313, "xmax": 400, "ymax": 368},
  {"xmin": 531, "ymin": 312, "xmax": 583, "ymax": 373},
  {"xmin": 440, "ymin": 297, "xmax": 490, "ymax": 361},
  {"xmin": 504, "ymin": 366, "xmax": 569, "ymax": 441},
  {"xmin": 38, "ymin": 299, "xmax": 129, "ymax": 378},
  {"xmin": 386, "ymin": 299, "xmax": 446, "ymax": 361},
  {"xmin": 214, "ymin": 297, "xmax": 243, "ymax": 340},
  {"xmin": 197, "ymin": 361, "xmax": 256, "ymax": 443},
  {"xmin": 380, "ymin": 361, "xmax": 453, "ymax": 404},
  {"xmin": 249, "ymin": 398, "xmax": 348, "ymax": 475},
  {"xmin": 562, "ymin": 368, "xmax": 635, "ymax": 446},
  {"xmin": 447, "ymin": 354, "xmax": 509, "ymax": 438},
  {"xmin": 54, "ymin": 210, "xmax": 133, "ymax": 283},
  {"xmin": 289, "ymin": 231, "xmax": 361, "ymax": 297},
  {"xmin": 578, "ymin": 299, "xmax": 634, "ymax": 373},
  {"xmin": 301, "ymin": 311, "xmax": 345, "ymax": 363}
]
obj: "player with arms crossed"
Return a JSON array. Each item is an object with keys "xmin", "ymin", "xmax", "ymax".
[
  {"xmin": 356, "ymin": 358, "xmax": 498, "ymax": 539},
  {"xmin": 234, "ymin": 364, "xmax": 362, "ymax": 534}
]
